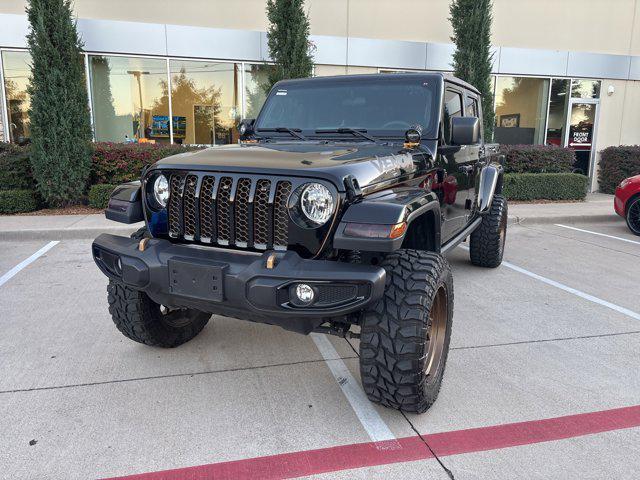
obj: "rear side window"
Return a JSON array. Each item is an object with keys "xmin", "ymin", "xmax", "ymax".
[{"xmin": 443, "ymin": 89, "xmax": 462, "ymax": 144}]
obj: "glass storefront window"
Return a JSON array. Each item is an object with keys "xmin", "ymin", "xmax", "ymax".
[
  {"xmin": 2, "ymin": 51, "xmax": 32, "ymax": 144},
  {"xmin": 494, "ymin": 76, "xmax": 549, "ymax": 145},
  {"xmin": 571, "ymin": 79, "xmax": 601, "ymax": 99},
  {"xmin": 169, "ymin": 60, "xmax": 240, "ymax": 145},
  {"xmin": 545, "ymin": 79, "xmax": 570, "ymax": 146},
  {"xmin": 244, "ymin": 64, "xmax": 271, "ymax": 119},
  {"xmin": 89, "ymin": 55, "xmax": 169, "ymax": 143}
]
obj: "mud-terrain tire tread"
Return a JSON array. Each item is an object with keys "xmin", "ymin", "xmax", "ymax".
[
  {"xmin": 469, "ymin": 194, "xmax": 508, "ymax": 268},
  {"xmin": 359, "ymin": 249, "xmax": 453, "ymax": 413},
  {"xmin": 107, "ymin": 280, "xmax": 210, "ymax": 348}
]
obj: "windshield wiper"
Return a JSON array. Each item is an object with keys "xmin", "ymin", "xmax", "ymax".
[
  {"xmin": 257, "ymin": 127, "xmax": 307, "ymax": 140},
  {"xmin": 315, "ymin": 128, "xmax": 378, "ymax": 142}
]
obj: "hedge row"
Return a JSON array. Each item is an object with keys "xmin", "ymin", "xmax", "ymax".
[
  {"xmin": 499, "ymin": 145, "xmax": 575, "ymax": 174},
  {"xmin": 88, "ymin": 184, "xmax": 116, "ymax": 209},
  {"xmin": 0, "ymin": 143, "xmax": 34, "ymax": 190},
  {"xmin": 598, "ymin": 145, "xmax": 640, "ymax": 194},
  {"xmin": 503, "ymin": 173, "xmax": 588, "ymax": 201},
  {"xmin": 0, "ymin": 190, "xmax": 39, "ymax": 214},
  {"xmin": 90, "ymin": 142, "xmax": 201, "ymax": 185}
]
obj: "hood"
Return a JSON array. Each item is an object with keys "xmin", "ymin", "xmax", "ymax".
[{"xmin": 153, "ymin": 141, "xmax": 436, "ymax": 192}]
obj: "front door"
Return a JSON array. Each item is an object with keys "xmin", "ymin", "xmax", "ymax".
[
  {"xmin": 436, "ymin": 86, "xmax": 477, "ymax": 242},
  {"xmin": 564, "ymin": 100, "xmax": 598, "ymax": 179}
]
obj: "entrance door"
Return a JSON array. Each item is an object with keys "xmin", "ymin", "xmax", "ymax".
[{"xmin": 564, "ymin": 99, "xmax": 599, "ymax": 178}]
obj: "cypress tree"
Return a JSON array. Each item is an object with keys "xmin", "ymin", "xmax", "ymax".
[
  {"xmin": 27, "ymin": 0, "xmax": 93, "ymax": 206},
  {"xmin": 450, "ymin": 0, "xmax": 495, "ymax": 140},
  {"xmin": 265, "ymin": 0, "xmax": 314, "ymax": 92}
]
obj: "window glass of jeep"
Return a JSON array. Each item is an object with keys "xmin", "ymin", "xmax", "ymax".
[
  {"xmin": 255, "ymin": 77, "xmax": 439, "ymax": 139},
  {"xmin": 465, "ymin": 96, "xmax": 479, "ymax": 117},
  {"xmin": 442, "ymin": 88, "xmax": 463, "ymax": 144}
]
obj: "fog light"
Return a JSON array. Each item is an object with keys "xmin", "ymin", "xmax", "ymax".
[{"xmin": 295, "ymin": 283, "xmax": 315, "ymax": 304}]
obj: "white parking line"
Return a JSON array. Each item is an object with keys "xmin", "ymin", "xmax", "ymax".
[
  {"xmin": 555, "ymin": 224, "xmax": 640, "ymax": 246},
  {"xmin": 459, "ymin": 245, "xmax": 640, "ymax": 321},
  {"xmin": 0, "ymin": 241, "xmax": 59, "ymax": 288},
  {"xmin": 310, "ymin": 333, "xmax": 397, "ymax": 443}
]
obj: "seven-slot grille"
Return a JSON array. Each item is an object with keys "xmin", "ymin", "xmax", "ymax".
[{"xmin": 166, "ymin": 173, "xmax": 292, "ymax": 250}]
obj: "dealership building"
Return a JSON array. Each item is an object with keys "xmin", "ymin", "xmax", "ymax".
[{"xmin": 1, "ymin": 0, "xmax": 639, "ymax": 191}]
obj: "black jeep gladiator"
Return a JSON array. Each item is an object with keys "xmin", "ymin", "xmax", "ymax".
[{"xmin": 92, "ymin": 73, "xmax": 507, "ymax": 413}]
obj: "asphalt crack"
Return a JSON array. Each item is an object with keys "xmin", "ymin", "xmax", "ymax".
[
  {"xmin": 0, "ymin": 356, "xmax": 358, "ymax": 395},
  {"xmin": 342, "ymin": 337, "xmax": 456, "ymax": 479},
  {"xmin": 451, "ymin": 329, "xmax": 640, "ymax": 351},
  {"xmin": 400, "ymin": 410, "xmax": 455, "ymax": 480}
]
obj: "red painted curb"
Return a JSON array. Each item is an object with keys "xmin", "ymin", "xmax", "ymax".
[{"xmin": 105, "ymin": 405, "xmax": 640, "ymax": 480}]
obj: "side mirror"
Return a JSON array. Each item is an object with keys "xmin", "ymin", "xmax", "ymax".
[
  {"xmin": 451, "ymin": 116, "xmax": 480, "ymax": 145},
  {"xmin": 237, "ymin": 118, "xmax": 256, "ymax": 140}
]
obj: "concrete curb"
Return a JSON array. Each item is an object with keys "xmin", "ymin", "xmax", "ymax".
[
  {"xmin": 508, "ymin": 214, "xmax": 619, "ymax": 225},
  {"xmin": 0, "ymin": 226, "xmax": 140, "ymax": 241},
  {"xmin": 0, "ymin": 215, "xmax": 620, "ymax": 241}
]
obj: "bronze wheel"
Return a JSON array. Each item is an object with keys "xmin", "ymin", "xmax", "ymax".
[
  {"xmin": 360, "ymin": 249, "xmax": 453, "ymax": 414},
  {"xmin": 425, "ymin": 286, "xmax": 448, "ymax": 379}
]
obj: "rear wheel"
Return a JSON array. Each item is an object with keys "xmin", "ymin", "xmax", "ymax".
[
  {"xmin": 627, "ymin": 197, "xmax": 640, "ymax": 236},
  {"xmin": 107, "ymin": 280, "xmax": 211, "ymax": 348},
  {"xmin": 469, "ymin": 194, "xmax": 508, "ymax": 268},
  {"xmin": 359, "ymin": 249, "xmax": 453, "ymax": 413}
]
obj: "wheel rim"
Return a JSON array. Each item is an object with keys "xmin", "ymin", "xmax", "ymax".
[
  {"xmin": 498, "ymin": 211, "xmax": 507, "ymax": 254},
  {"xmin": 159, "ymin": 305, "xmax": 195, "ymax": 328},
  {"xmin": 628, "ymin": 200, "xmax": 640, "ymax": 234},
  {"xmin": 425, "ymin": 286, "xmax": 448, "ymax": 378}
]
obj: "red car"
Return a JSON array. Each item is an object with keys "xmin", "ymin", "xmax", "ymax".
[{"xmin": 614, "ymin": 174, "xmax": 640, "ymax": 235}]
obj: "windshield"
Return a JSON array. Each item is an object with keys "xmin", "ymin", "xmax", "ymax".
[{"xmin": 255, "ymin": 76, "xmax": 439, "ymax": 139}]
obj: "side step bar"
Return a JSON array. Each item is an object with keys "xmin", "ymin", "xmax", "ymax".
[{"xmin": 440, "ymin": 217, "xmax": 482, "ymax": 255}]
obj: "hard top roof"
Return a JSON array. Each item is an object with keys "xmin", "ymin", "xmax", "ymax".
[{"xmin": 273, "ymin": 72, "xmax": 480, "ymax": 95}]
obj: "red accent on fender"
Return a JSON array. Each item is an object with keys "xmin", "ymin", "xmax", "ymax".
[{"xmin": 105, "ymin": 405, "xmax": 640, "ymax": 480}]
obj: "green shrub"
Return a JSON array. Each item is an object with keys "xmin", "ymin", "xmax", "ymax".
[
  {"xmin": 500, "ymin": 145, "xmax": 575, "ymax": 174},
  {"xmin": 0, "ymin": 143, "xmax": 34, "ymax": 191},
  {"xmin": 503, "ymin": 173, "xmax": 588, "ymax": 201},
  {"xmin": 0, "ymin": 189, "xmax": 38, "ymax": 214},
  {"xmin": 598, "ymin": 145, "xmax": 640, "ymax": 194},
  {"xmin": 91, "ymin": 142, "xmax": 202, "ymax": 185},
  {"xmin": 27, "ymin": 0, "xmax": 93, "ymax": 206},
  {"xmin": 88, "ymin": 184, "xmax": 116, "ymax": 209}
]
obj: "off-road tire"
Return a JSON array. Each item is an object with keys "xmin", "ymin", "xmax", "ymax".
[
  {"xmin": 359, "ymin": 249, "xmax": 453, "ymax": 413},
  {"xmin": 626, "ymin": 196, "xmax": 640, "ymax": 236},
  {"xmin": 107, "ymin": 280, "xmax": 211, "ymax": 348},
  {"xmin": 469, "ymin": 194, "xmax": 508, "ymax": 268}
]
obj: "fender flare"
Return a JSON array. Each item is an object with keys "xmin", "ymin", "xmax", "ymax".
[
  {"xmin": 105, "ymin": 181, "xmax": 144, "ymax": 224},
  {"xmin": 477, "ymin": 164, "xmax": 503, "ymax": 214},
  {"xmin": 333, "ymin": 188, "xmax": 441, "ymax": 252}
]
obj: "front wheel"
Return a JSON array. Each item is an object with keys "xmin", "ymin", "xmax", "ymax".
[
  {"xmin": 626, "ymin": 197, "xmax": 640, "ymax": 236},
  {"xmin": 359, "ymin": 250, "xmax": 453, "ymax": 413},
  {"xmin": 469, "ymin": 194, "xmax": 508, "ymax": 268},
  {"xmin": 107, "ymin": 280, "xmax": 211, "ymax": 348}
]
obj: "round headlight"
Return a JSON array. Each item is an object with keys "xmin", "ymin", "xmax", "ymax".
[
  {"xmin": 300, "ymin": 183, "xmax": 335, "ymax": 226},
  {"xmin": 153, "ymin": 174, "xmax": 169, "ymax": 208}
]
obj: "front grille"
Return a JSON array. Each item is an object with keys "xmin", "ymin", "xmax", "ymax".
[{"xmin": 167, "ymin": 173, "xmax": 292, "ymax": 251}]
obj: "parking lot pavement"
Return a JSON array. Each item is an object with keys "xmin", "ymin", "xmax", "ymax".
[{"xmin": 0, "ymin": 218, "xmax": 638, "ymax": 479}]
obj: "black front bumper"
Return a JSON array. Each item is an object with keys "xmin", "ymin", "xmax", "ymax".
[{"xmin": 92, "ymin": 234, "xmax": 386, "ymax": 334}]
